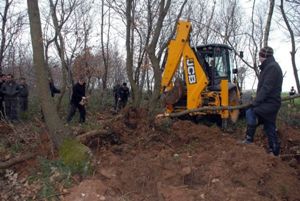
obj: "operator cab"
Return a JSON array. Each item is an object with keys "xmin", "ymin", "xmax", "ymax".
[{"xmin": 195, "ymin": 44, "xmax": 237, "ymax": 90}]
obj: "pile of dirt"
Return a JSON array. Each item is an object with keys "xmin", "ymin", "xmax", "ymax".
[
  {"xmin": 1, "ymin": 108, "xmax": 299, "ymax": 201},
  {"xmin": 63, "ymin": 109, "xmax": 300, "ymax": 201}
]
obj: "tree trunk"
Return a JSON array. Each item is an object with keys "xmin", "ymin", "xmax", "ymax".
[
  {"xmin": 101, "ymin": 0, "xmax": 109, "ymax": 90},
  {"xmin": 263, "ymin": 0, "xmax": 275, "ymax": 47},
  {"xmin": 0, "ymin": 0, "xmax": 11, "ymax": 73},
  {"xmin": 27, "ymin": 0, "xmax": 71, "ymax": 149},
  {"xmin": 125, "ymin": 0, "xmax": 140, "ymax": 107},
  {"xmin": 280, "ymin": 0, "xmax": 300, "ymax": 93},
  {"xmin": 147, "ymin": 0, "xmax": 171, "ymax": 115},
  {"xmin": 49, "ymin": 0, "xmax": 69, "ymax": 111}
]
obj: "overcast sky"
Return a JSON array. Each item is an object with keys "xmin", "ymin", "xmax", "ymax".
[
  {"xmin": 3, "ymin": 0, "xmax": 298, "ymax": 92},
  {"xmin": 241, "ymin": 1, "xmax": 299, "ymax": 92}
]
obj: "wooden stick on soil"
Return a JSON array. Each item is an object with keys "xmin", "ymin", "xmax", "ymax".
[
  {"xmin": 0, "ymin": 153, "xmax": 36, "ymax": 169},
  {"xmin": 76, "ymin": 129, "xmax": 113, "ymax": 143},
  {"xmin": 159, "ymin": 94, "xmax": 300, "ymax": 118}
]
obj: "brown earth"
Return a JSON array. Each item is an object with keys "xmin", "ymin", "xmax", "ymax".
[
  {"xmin": 63, "ymin": 108, "xmax": 300, "ymax": 201},
  {"xmin": 1, "ymin": 107, "xmax": 300, "ymax": 201}
]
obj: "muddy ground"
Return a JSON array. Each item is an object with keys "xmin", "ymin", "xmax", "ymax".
[{"xmin": 0, "ymin": 107, "xmax": 300, "ymax": 201}]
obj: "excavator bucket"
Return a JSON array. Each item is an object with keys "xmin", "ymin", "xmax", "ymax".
[{"xmin": 162, "ymin": 78, "xmax": 184, "ymax": 105}]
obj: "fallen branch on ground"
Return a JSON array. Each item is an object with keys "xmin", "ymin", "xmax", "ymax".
[
  {"xmin": 281, "ymin": 94, "xmax": 300, "ymax": 102},
  {"xmin": 279, "ymin": 153, "xmax": 300, "ymax": 158},
  {"xmin": 158, "ymin": 94, "xmax": 300, "ymax": 118},
  {"xmin": 76, "ymin": 129, "xmax": 113, "ymax": 143},
  {"xmin": 0, "ymin": 153, "xmax": 36, "ymax": 169}
]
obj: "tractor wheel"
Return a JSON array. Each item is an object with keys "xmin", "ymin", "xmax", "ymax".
[{"xmin": 229, "ymin": 89, "xmax": 240, "ymax": 123}]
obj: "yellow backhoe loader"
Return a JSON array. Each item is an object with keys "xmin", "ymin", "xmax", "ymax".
[{"xmin": 161, "ymin": 20, "xmax": 241, "ymax": 128}]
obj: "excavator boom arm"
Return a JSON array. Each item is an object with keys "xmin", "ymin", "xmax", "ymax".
[{"xmin": 161, "ymin": 20, "xmax": 208, "ymax": 109}]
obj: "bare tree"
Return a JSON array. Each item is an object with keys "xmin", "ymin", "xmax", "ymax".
[
  {"xmin": 27, "ymin": 0, "xmax": 70, "ymax": 148},
  {"xmin": 100, "ymin": 0, "xmax": 111, "ymax": 90},
  {"xmin": 48, "ymin": 0, "xmax": 91, "ymax": 110},
  {"xmin": 280, "ymin": 0, "xmax": 300, "ymax": 92},
  {"xmin": 263, "ymin": 0, "xmax": 275, "ymax": 47},
  {"xmin": 0, "ymin": 0, "xmax": 26, "ymax": 73}
]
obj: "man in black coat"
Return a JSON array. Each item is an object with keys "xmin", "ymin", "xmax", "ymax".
[
  {"xmin": 49, "ymin": 78, "xmax": 61, "ymax": 97},
  {"xmin": 289, "ymin": 86, "xmax": 296, "ymax": 104},
  {"xmin": 18, "ymin": 77, "xmax": 29, "ymax": 112},
  {"xmin": 113, "ymin": 83, "xmax": 120, "ymax": 110},
  {"xmin": 243, "ymin": 46, "xmax": 283, "ymax": 156},
  {"xmin": 0, "ymin": 74, "xmax": 6, "ymax": 118},
  {"xmin": 117, "ymin": 82, "xmax": 129, "ymax": 110},
  {"xmin": 66, "ymin": 77, "xmax": 86, "ymax": 123},
  {"xmin": 1, "ymin": 74, "xmax": 20, "ymax": 121}
]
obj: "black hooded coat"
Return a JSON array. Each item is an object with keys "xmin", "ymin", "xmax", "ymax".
[{"xmin": 252, "ymin": 56, "xmax": 283, "ymax": 123}]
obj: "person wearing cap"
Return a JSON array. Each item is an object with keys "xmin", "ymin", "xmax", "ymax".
[
  {"xmin": 66, "ymin": 77, "xmax": 86, "ymax": 123},
  {"xmin": 242, "ymin": 46, "xmax": 283, "ymax": 156}
]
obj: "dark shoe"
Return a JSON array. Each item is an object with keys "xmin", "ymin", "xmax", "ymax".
[
  {"xmin": 244, "ymin": 125, "xmax": 256, "ymax": 142},
  {"xmin": 241, "ymin": 139, "xmax": 253, "ymax": 144}
]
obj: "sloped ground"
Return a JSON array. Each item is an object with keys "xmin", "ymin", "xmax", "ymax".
[
  {"xmin": 64, "ymin": 108, "xmax": 300, "ymax": 201},
  {"xmin": 0, "ymin": 107, "xmax": 300, "ymax": 201}
]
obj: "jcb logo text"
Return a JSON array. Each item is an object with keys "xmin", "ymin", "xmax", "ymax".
[{"xmin": 186, "ymin": 59, "xmax": 197, "ymax": 84}]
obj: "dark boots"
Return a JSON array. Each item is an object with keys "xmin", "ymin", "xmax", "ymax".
[
  {"xmin": 266, "ymin": 130, "xmax": 280, "ymax": 156},
  {"xmin": 242, "ymin": 125, "xmax": 257, "ymax": 144}
]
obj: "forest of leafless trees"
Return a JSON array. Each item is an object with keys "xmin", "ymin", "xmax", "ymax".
[{"xmin": 0, "ymin": 0, "xmax": 299, "ymax": 146}]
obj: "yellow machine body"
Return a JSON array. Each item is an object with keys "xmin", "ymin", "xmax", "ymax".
[{"xmin": 161, "ymin": 20, "xmax": 240, "ymax": 125}]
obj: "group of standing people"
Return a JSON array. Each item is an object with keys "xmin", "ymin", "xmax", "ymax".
[
  {"xmin": 66, "ymin": 80, "xmax": 130, "ymax": 124},
  {"xmin": 0, "ymin": 74, "xmax": 29, "ymax": 122},
  {"xmin": 66, "ymin": 79, "xmax": 130, "ymax": 124},
  {"xmin": 0, "ymin": 73, "xmax": 130, "ymax": 124}
]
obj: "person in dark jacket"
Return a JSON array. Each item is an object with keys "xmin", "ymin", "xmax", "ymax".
[
  {"xmin": 49, "ymin": 78, "xmax": 61, "ymax": 97},
  {"xmin": 1, "ymin": 74, "xmax": 20, "ymax": 121},
  {"xmin": 117, "ymin": 82, "xmax": 129, "ymax": 110},
  {"xmin": 41, "ymin": 78, "xmax": 61, "ymax": 121},
  {"xmin": 289, "ymin": 86, "xmax": 296, "ymax": 104},
  {"xmin": 0, "ymin": 74, "xmax": 6, "ymax": 118},
  {"xmin": 66, "ymin": 77, "xmax": 86, "ymax": 123},
  {"xmin": 242, "ymin": 46, "xmax": 283, "ymax": 156},
  {"xmin": 113, "ymin": 83, "xmax": 120, "ymax": 110},
  {"xmin": 18, "ymin": 77, "xmax": 29, "ymax": 112}
]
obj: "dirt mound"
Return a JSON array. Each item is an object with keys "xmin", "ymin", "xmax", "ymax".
[
  {"xmin": 1, "ymin": 108, "xmax": 299, "ymax": 201},
  {"xmin": 64, "ymin": 111, "xmax": 300, "ymax": 201}
]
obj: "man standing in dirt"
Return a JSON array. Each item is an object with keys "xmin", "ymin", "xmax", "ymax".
[
  {"xmin": 289, "ymin": 86, "xmax": 296, "ymax": 104},
  {"xmin": 242, "ymin": 46, "xmax": 283, "ymax": 156},
  {"xmin": 49, "ymin": 78, "xmax": 61, "ymax": 97},
  {"xmin": 66, "ymin": 77, "xmax": 86, "ymax": 124},
  {"xmin": 117, "ymin": 82, "xmax": 130, "ymax": 110},
  {"xmin": 113, "ymin": 83, "xmax": 120, "ymax": 110},
  {"xmin": 0, "ymin": 74, "xmax": 6, "ymax": 118},
  {"xmin": 1, "ymin": 74, "xmax": 20, "ymax": 122},
  {"xmin": 18, "ymin": 77, "xmax": 29, "ymax": 112}
]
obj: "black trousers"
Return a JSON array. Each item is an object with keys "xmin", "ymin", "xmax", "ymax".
[
  {"xmin": 4, "ymin": 97, "xmax": 19, "ymax": 121},
  {"xmin": 67, "ymin": 103, "xmax": 86, "ymax": 123},
  {"xmin": 0, "ymin": 99, "xmax": 4, "ymax": 118},
  {"xmin": 19, "ymin": 97, "xmax": 28, "ymax": 112}
]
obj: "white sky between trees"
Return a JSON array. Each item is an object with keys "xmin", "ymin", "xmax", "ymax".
[
  {"xmin": 242, "ymin": 1, "xmax": 299, "ymax": 92},
  {"xmin": 5, "ymin": 0, "xmax": 299, "ymax": 92}
]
